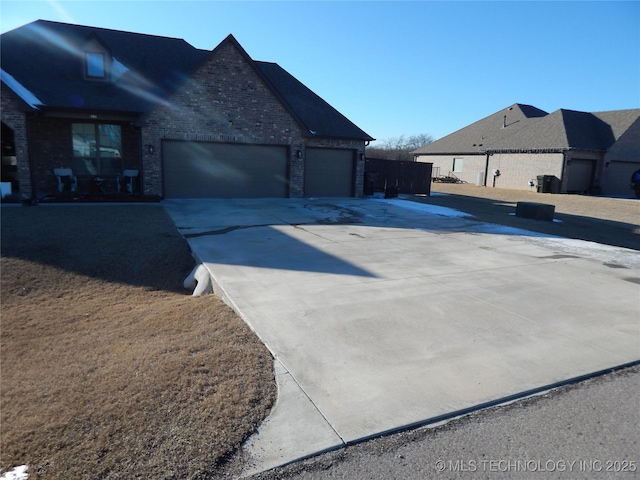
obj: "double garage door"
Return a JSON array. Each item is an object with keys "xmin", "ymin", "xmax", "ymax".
[
  {"xmin": 163, "ymin": 141, "xmax": 355, "ymax": 198},
  {"xmin": 163, "ymin": 141, "xmax": 288, "ymax": 198}
]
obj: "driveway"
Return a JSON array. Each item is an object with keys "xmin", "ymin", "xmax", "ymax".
[{"xmin": 163, "ymin": 197, "xmax": 640, "ymax": 475}]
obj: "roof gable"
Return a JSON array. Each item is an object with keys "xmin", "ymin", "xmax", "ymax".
[
  {"xmin": 256, "ymin": 61, "xmax": 373, "ymax": 141},
  {"xmin": 82, "ymin": 32, "xmax": 111, "ymax": 55},
  {"xmin": 187, "ymin": 33, "xmax": 372, "ymax": 141},
  {"xmin": 562, "ymin": 109, "xmax": 615, "ymax": 150},
  {"xmin": 592, "ymin": 109, "xmax": 640, "ymax": 140},
  {"xmin": 604, "ymin": 115, "xmax": 640, "ymax": 161}
]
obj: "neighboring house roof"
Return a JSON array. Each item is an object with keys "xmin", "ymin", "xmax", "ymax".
[
  {"xmin": 413, "ymin": 103, "xmax": 640, "ymax": 155},
  {"xmin": 1, "ymin": 19, "xmax": 373, "ymax": 141},
  {"xmin": 592, "ymin": 108, "xmax": 640, "ymax": 140},
  {"xmin": 604, "ymin": 116, "xmax": 640, "ymax": 161},
  {"xmin": 413, "ymin": 103, "xmax": 548, "ymax": 155}
]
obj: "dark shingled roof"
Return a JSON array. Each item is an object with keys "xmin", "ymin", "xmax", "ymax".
[
  {"xmin": 1, "ymin": 20, "xmax": 210, "ymax": 113},
  {"xmin": 256, "ymin": 61, "xmax": 373, "ymax": 140},
  {"xmin": 600, "ymin": 114, "xmax": 640, "ymax": 160},
  {"xmin": 1, "ymin": 20, "xmax": 373, "ymax": 141},
  {"xmin": 413, "ymin": 103, "xmax": 640, "ymax": 155},
  {"xmin": 412, "ymin": 104, "xmax": 548, "ymax": 154}
]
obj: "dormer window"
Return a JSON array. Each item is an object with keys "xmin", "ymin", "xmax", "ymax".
[
  {"xmin": 82, "ymin": 34, "xmax": 111, "ymax": 80},
  {"xmin": 86, "ymin": 52, "xmax": 106, "ymax": 78}
]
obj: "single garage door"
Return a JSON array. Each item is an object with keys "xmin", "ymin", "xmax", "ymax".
[
  {"xmin": 163, "ymin": 141, "xmax": 288, "ymax": 198},
  {"xmin": 305, "ymin": 148, "xmax": 354, "ymax": 197},
  {"xmin": 565, "ymin": 158, "xmax": 595, "ymax": 193},
  {"xmin": 606, "ymin": 161, "xmax": 640, "ymax": 197}
]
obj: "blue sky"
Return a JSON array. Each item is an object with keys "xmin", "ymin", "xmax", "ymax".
[{"xmin": 1, "ymin": 1, "xmax": 639, "ymax": 144}]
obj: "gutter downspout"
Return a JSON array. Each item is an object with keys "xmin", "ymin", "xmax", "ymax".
[
  {"xmin": 483, "ymin": 152, "xmax": 491, "ymax": 187},
  {"xmin": 559, "ymin": 150, "xmax": 568, "ymax": 194}
]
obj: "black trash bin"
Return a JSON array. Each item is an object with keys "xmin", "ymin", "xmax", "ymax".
[
  {"xmin": 536, "ymin": 175, "xmax": 555, "ymax": 193},
  {"xmin": 364, "ymin": 171, "xmax": 378, "ymax": 196}
]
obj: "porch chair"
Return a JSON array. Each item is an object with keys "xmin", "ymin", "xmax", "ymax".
[
  {"xmin": 117, "ymin": 169, "xmax": 139, "ymax": 194},
  {"xmin": 53, "ymin": 168, "xmax": 78, "ymax": 194}
]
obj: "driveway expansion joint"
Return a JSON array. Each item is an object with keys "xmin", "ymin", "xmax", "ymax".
[{"xmin": 183, "ymin": 224, "xmax": 273, "ymax": 238}]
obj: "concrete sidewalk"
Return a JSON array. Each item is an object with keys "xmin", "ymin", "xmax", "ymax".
[{"xmin": 163, "ymin": 197, "xmax": 640, "ymax": 476}]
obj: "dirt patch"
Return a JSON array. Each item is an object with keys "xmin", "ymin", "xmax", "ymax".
[
  {"xmin": 1, "ymin": 205, "xmax": 276, "ymax": 479},
  {"xmin": 418, "ymin": 183, "xmax": 640, "ymax": 251}
]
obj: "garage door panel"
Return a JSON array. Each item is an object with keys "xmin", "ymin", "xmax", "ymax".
[
  {"xmin": 606, "ymin": 161, "xmax": 640, "ymax": 197},
  {"xmin": 566, "ymin": 159, "xmax": 595, "ymax": 193},
  {"xmin": 163, "ymin": 141, "xmax": 287, "ymax": 198},
  {"xmin": 305, "ymin": 148, "xmax": 354, "ymax": 197}
]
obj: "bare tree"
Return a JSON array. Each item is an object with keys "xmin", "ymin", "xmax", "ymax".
[
  {"xmin": 366, "ymin": 133, "xmax": 434, "ymax": 161},
  {"xmin": 405, "ymin": 134, "xmax": 434, "ymax": 151}
]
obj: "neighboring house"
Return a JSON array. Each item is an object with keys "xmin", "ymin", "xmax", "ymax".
[
  {"xmin": 1, "ymin": 20, "xmax": 373, "ymax": 199},
  {"xmin": 413, "ymin": 103, "xmax": 640, "ymax": 197}
]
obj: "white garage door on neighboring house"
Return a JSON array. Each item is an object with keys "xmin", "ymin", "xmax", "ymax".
[
  {"xmin": 565, "ymin": 158, "xmax": 595, "ymax": 193},
  {"xmin": 163, "ymin": 141, "xmax": 288, "ymax": 198},
  {"xmin": 305, "ymin": 148, "xmax": 354, "ymax": 197}
]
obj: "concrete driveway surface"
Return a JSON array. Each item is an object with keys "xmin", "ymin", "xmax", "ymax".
[{"xmin": 162, "ymin": 197, "xmax": 640, "ymax": 476}]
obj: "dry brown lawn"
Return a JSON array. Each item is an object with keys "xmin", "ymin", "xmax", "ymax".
[
  {"xmin": 424, "ymin": 183, "xmax": 640, "ymax": 251},
  {"xmin": 2, "ymin": 189, "xmax": 638, "ymax": 479},
  {"xmin": 0, "ymin": 204, "xmax": 276, "ymax": 479}
]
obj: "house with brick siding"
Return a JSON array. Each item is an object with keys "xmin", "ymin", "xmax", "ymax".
[
  {"xmin": 1, "ymin": 20, "xmax": 373, "ymax": 200},
  {"xmin": 413, "ymin": 103, "xmax": 640, "ymax": 197}
]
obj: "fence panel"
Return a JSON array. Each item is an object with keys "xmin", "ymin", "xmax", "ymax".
[{"xmin": 364, "ymin": 158, "xmax": 432, "ymax": 195}]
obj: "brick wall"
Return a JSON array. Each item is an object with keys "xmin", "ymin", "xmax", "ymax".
[
  {"xmin": 29, "ymin": 117, "xmax": 72, "ymax": 195},
  {"xmin": 1, "ymin": 84, "xmax": 32, "ymax": 197},
  {"xmin": 27, "ymin": 117, "xmax": 140, "ymax": 197},
  {"xmin": 488, "ymin": 152, "xmax": 564, "ymax": 191},
  {"xmin": 418, "ymin": 152, "xmax": 567, "ymax": 192},
  {"xmin": 142, "ymin": 40, "xmax": 365, "ymax": 197},
  {"xmin": 416, "ymin": 154, "xmax": 486, "ymax": 185}
]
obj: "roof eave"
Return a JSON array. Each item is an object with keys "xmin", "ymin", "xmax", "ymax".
[
  {"xmin": 304, "ymin": 130, "xmax": 375, "ymax": 142},
  {"xmin": 485, "ymin": 148, "xmax": 565, "ymax": 154},
  {"xmin": 35, "ymin": 105, "xmax": 142, "ymax": 121},
  {"xmin": 1, "ymin": 68, "xmax": 44, "ymax": 110},
  {"xmin": 414, "ymin": 150, "xmax": 485, "ymax": 156}
]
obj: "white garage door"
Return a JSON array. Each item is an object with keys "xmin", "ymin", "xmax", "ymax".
[
  {"xmin": 163, "ymin": 141, "xmax": 288, "ymax": 198},
  {"xmin": 305, "ymin": 148, "xmax": 354, "ymax": 197}
]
